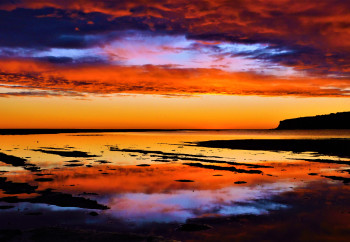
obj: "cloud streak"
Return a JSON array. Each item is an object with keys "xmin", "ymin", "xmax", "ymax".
[
  {"xmin": 0, "ymin": 59, "xmax": 350, "ymax": 97},
  {"xmin": 1, "ymin": 1, "xmax": 350, "ymax": 96}
]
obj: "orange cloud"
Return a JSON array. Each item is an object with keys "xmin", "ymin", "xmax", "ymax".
[{"xmin": 0, "ymin": 59, "xmax": 349, "ymax": 97}]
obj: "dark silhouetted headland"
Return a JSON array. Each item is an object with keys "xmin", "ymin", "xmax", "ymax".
[{"xmin": 276, "ymin": 112, "xmax": 350, "ymax": 130}]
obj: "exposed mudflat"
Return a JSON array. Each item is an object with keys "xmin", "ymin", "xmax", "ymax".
[{"xmin": 0, "ymin": 130, "xmax": 349, "ymax": 241}]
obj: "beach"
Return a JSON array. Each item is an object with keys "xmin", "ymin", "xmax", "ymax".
[{"xmin": 0, "ymin": 130, "xmax": 349, "ymax": 241}]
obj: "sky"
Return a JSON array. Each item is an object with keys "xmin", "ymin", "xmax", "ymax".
[{"xmin": 1, "ymin": 0, "xmax": 350, "ymax": 129}]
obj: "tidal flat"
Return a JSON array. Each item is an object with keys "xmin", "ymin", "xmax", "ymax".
[{"xmin": 0, "ymin": 130, "xmax": 349, "ymax": 241}]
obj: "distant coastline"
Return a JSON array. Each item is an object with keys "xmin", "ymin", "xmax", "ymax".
[
  {"xmin": 276, "ymin": 112, "xmax": 350, "ymax": 130},
  {"xmin": 0, "ymin": 129, "xmax": 240, "ymax": 135},
  {"xmin": 2, "ymin": 111, "xmax": 350, "ymax": 135},
  {"xmin": 0, "ymin": 129, "xmax": 191, "ymax": 135}
]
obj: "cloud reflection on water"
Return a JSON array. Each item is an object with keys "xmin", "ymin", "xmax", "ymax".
[{"xmin": 105, "ymin": 182, "xmax": 293, "ymax": 223}]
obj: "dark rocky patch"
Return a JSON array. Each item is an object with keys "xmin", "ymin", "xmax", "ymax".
[
  {"xmin": 0, "ymin": 177, "xmax": 37, "ymax": 194},
  {"xmin": 195, "ymin": 139, "xmax": 350, "ymax": 158},
  {"xmin": 109, "ymin": 146, "xmax": 222, "ymax": 159},
  {"xmin": 64, "ymin": 163, "xmax": 84, "ymax": 167},
  {"xmin": 341, "ymin": 169, "xmax": 350, "ymax": 174},
  {"xmin": 174, "ymin": 180, "xmax": 194, "ymax": 182},
  {"xmin": 308, "ymin": 173, "xmax": 318, "ymax": 176},
  {"xmin": 35, "ymin": 189, "xmax": 107, "ymax": 210},
  {"xmin": 178, "ymin": 156, "xmax": 271, "ymax": 169},
  {"xmin": 136, "ymin": 164, "xmax": 150, "ymax": 167},
  {"xmin": 25, "ymin": 165, "xmax": 42, "ymax": 172},
  {"xmin": 109, "ymin": 146, "xmax": 272, "ymax": 169},
  {"xmin": 0, "ymin": 189, "xmax": 108, "ymax": 210},
  {"xmin": 34, "ymin": 178, "xmax": 54, "ymax": 182},
  {"xmin": 0, "ymin": 152, "xmax": 40, "ymax": 171},
  {"xmin": 94, "ymin": 160, "xmax": 111, "ymax": 164},
  {"xmin": 227, "ymin": 161, "xmax": 273, "ymax": 169},
  {"xmin": 183, "ymin": 162, "xmax": 262, "ymax": 174},
  {"xmin": 34, "ymin": 174, "xmax": 53, "ymax": 176},
  {"xmin": 234, "ymin": 181, "xmax": 247, "ymax": 184},
  {"xmin": 32, "ymin": 149, "xmax": 97, "ymax": 158},
  {"xmin": 322, "ymin": 175, "xmax": 350, "ymax": 184},
  {"xmin": 154, "ymin": 159, "xmax": 171, "ymax": 162},
  {"xmin": 300, "ymin": 158, "xmax": 350, "ymax": 165},
  {"xmin": 111, "ymin": 146, "xmax": 271, "ymax": 175}
]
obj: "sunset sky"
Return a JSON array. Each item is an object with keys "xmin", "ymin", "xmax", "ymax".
[{"xmin": 1, "ymin": 0, "xmax": 350, "ymax": 128}]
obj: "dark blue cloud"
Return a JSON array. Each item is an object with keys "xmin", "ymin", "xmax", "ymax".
[
  {"xmin": 1, "ymin": 1, "xmax": 350, "ymax": 77},
  {"xmin": 0, "ymin": 7, "xmax": 153, "ymax": 49}
]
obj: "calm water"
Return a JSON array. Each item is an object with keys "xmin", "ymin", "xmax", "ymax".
[{"xmin": 1, "ymin": 130, "xmax": 350, "ymax": 240}]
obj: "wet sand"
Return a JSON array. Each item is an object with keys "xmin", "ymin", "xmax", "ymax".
[{"xmin": 0, "ymin": 130, "xmax": 349, "ymax": 241}]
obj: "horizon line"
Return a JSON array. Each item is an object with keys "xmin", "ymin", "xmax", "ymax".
[{"xmin": 0, "ymin": 128, "xmax": 277, "ymax": 135}]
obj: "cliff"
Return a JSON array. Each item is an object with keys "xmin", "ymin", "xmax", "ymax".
[{"xmin": 276, "ymin": 112, "xmax": 350, "ymax": 130}]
